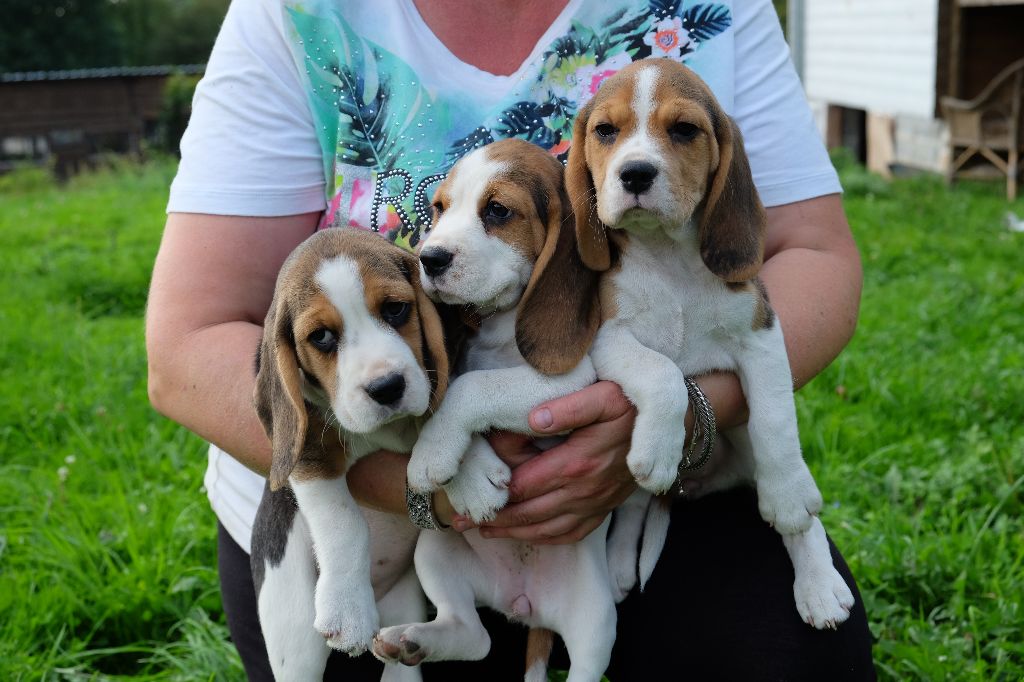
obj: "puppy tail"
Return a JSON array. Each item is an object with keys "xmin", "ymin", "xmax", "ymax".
[
  {"xmin": 638, "ymin": 496, "xmax": 672, "ymax": 591},
  {"xmin": 524, "ymin": 627, "xmax": 554, "ymax": 682}
]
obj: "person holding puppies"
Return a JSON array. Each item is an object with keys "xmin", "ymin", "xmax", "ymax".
[{"xmin": 147, "ymin": 0, "xmax": 874, "ymax": 679}]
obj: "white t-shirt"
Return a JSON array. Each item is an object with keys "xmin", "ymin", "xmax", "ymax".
[{"xmin": 168, "ymin": 0, "xmax": 842, "ymax": 553}]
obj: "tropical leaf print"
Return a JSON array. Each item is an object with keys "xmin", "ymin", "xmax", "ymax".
[
  {"xmin": 680, "ymin": 4, "xmax": 733, "ymax": 42},
  {"xmin": 494, "ymin": 101, "xmax": 558, "ymax": 148},
  {"xmin": 629, "ymin": 2, "xmax": 733, "ymax": 59},
  {"xmin": 650, "ymin": 0, "xmax": 685, "ymax": 20},
  {"xmin": 287, "ymin": 7, "xmax": 450, "ymax": 174},
  {"xmin": 446, "ymin": 126, "xmax": 495, "ymax": 164}
]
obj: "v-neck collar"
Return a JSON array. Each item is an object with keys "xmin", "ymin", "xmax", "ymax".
[{"xmin": 399, "ymin": 0, "xmax": 584, "ymax": 90}]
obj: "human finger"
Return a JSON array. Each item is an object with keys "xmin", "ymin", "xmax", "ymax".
[
  {"xmin": 528, "ymin": 381, "xmax": 633, "ymax": 434},
  {"xmin": 483, "ymin": 487, "xmax": 574, "ymax": 528},
  {"xmin": 485, "ymin": 430, "xmax": 540, "ymax": 469},
  {"xmin": 480, "ymin": 513, "xmax": 606, "ymax": 545}
]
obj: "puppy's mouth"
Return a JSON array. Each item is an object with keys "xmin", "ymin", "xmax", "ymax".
[
  {"xmin": 609, "ymin": 205, "xmax": 666, "ymax": 231},
  {"xmin": 425, "ymin": 274, "xmax": 521, "ymax": 314}
]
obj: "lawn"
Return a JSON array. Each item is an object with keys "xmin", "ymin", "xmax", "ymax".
[{"xmin": 0, "ymin": 155, "xmax": 1021, "ymax": 680}]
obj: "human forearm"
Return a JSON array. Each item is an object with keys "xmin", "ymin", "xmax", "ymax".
[{"xmin": 148, "ymin": 320, "xmax": 273, "ymax": 474}]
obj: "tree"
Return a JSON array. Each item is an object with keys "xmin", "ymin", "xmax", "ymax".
[{"xmin": 0, "ymin": 0, "xmax": 230, "ymax": 73}]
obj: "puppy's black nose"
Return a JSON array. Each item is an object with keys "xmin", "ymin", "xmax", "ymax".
[
  {"xmin": 419, "ymin": 247, "xmax": 454, "ymax": 277},
  {"xmin": 365, "ymin": 373, "xmax": 406, "ymax": 406},
  {"xmin": 620, "ymin": 161, "xmax": 658, "ymax": 195}
]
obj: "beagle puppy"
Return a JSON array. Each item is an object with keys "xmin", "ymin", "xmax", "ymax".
[
  {"xmin": 373, "ymin": 139, "xmax": 618, "ymax": 681},
  {"xmin": 566, "ymin": 58, "xmax": 855, "ymax": 629},
  {"xmin": 250, "ymin": 228, "xmax": 454, "ymax": 681}
]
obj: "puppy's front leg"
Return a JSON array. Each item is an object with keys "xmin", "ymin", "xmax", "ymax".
[
  {"xmin": 290, "ymin": 473, "xmax": 378, "ymax": 655},
  {"xmin": 733, "ymin": 325, "xmax": 822, "ymax": 534},
  {"xmin": 407, "ymin": 359, "xmax": 597, "ymax": 492},
  {"xmin": 590, "ymin": 324, "xmax": 687, "ymax": 493}
]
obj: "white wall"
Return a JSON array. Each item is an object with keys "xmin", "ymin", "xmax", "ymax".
[{"xmin": 801, "ymin": 0, "xmax": 939, "ymax": 118}]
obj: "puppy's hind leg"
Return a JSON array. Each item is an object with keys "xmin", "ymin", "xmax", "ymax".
[
  {"xmin": 782, "ymin": 516, "xmax": 855, "ymax": 630},
  {"xmin": 373, "ymin": 532, "xmax": 491, "ymax": 666},
  {"xmin": 554, "ymin": 540, "xmax": 617, "ymax": 682},
  {"xmin": 606, "ymin": 490, "xmax": 650, "ymax": 602},
  {"xmin": 377, "ymin": 565, "xmax": 426, "ymax": 682}
]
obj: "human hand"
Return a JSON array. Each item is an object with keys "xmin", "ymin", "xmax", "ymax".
[{"xmin": 456, "ymin": 381, "xmax": 638, "ymax": 544}]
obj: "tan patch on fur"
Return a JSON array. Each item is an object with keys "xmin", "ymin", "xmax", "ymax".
[
  {"xmin": 598, "ymin": 232, "xmax": 629, "ymax": 321},
  {"xmin": 484, "ymin": 141, "xmax": 567, "ymax": 258},
  {"xmin": 525, "ymin": 628, "xmax": 554, "ymax": 677},
  {"xmin": 291, "ymin": 295, "xmax": 342, "ymax": 400},
  {"xmin": 725, "ymin": 278, "xmax": 775, "ymax": 331},
  {"xmin": 751, "ymin": 277, "xmax": 775, "ymax": 331}
]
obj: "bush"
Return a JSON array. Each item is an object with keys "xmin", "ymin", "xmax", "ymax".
[{"xmin": 158, "ymin": 72, "xmax": 202, "ymax": 155}]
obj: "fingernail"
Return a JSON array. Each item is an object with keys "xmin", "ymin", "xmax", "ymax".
[
  {"xmin": 479, "ymin": 528, "xmax": 493, "ymax": 538},
  {"xmin": 533, "ymin": 408, "xmax": 553, "ymax": 431},
  {"xmin": 451, "ymin": 517, "xmax": 470, "ymax": 532}
]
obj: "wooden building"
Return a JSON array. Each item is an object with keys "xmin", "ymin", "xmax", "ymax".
[
  {"xmin": 0, "ymin": 65, "xmax": 203, "ymax": 176},
  {"xmin": 788, "ymin": 0, "xmax": 1024, "ymax": 178}
]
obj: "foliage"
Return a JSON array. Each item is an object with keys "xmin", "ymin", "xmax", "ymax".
[
  {"xmin": 158, "ymin": 72, "xmax": 202, "ymax": 155},
  {"xmin": 0, "ymin": 0, "xmax": 230, "ymax": 72},
  {"xmin": 0, "ymin": 159, "xmax": 1021, "ymax": 679}
]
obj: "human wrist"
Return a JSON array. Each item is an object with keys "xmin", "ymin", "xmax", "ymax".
[{"xmin": 432, "ymin": 489, "xmax": 456, "ymax": 527}]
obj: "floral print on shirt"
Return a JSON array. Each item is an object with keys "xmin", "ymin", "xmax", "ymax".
[{"xmin": 285, "ymin": 0, "xmax": 733, "ymax": 250}]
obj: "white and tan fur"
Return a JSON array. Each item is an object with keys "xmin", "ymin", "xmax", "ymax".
[
  {"xmin": 567, "ymin": 58, "xmax": 854, "ymax": 629},
  {"xmin": 250, "ymin": 228, "xmax": 458, "ymax": 681},
  {"xmin": 373, "ymin": 139, "xmax": 619, "ymax": 682}
]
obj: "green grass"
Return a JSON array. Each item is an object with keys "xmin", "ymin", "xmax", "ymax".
[{"xmin": 0, "ymin": 156, "xmax": 1022, "ymax": 680}]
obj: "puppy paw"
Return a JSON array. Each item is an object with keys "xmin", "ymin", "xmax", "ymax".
[
  {"xmin": 757, "ymin": 468, "xmax": 823, "ymax": 535},
  {"xmin": 408, "ymin": 429, "xmax": 471, "ymax": 492},
  {"xmin": 444, "ymin": 457, "xmax": 511, "ymax": 524},
  {"xmin": 627, "ymin": 416, "xmax": 685, "ymax": 494},
  {"xmin": 315, "ymin": 584, "xmax": 379, "ymax": 655},
  {"xmin": 373, "ymin": 625, "xmax": 428, "ymax": 667},
  {"xmin": 626, "ymin": 443, "xmax": 683, "ymax": 495},
  {"xmin": 793, "ymin": 567, "xmax": 855, "ymax": 630}
]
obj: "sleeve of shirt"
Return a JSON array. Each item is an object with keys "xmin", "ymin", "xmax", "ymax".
[
  {"xmin": 167, "ymin": 0, "xmax": 327, "ymax": 217},
  {"xmin": 731, "ymin": 0, "xmax": 842, "ymax": 207}
]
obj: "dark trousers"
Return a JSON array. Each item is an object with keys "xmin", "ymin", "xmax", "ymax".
[{"xmin": 218, "ymin": 488, "xmax": 875, "ymax": 681}]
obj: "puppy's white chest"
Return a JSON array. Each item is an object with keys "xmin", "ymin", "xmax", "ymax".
[
  {"xmin": 460, "ymin": 310, "xmax": 523, "ymax": 373},
  {"xmin": 609, "ymin": 236, "xmax": 753, "ymax": 374}
]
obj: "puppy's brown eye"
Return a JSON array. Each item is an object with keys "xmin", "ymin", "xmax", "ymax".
[
  {"xmin": 381, "ymin": 300, "xmax": 411, "ymax": 328},
  {"xmin": 308, "ymin": 328, "xmax": 337, "ymax": 353},
  {"xmin": 432, "ymin": 201, "xmax": 444, "ymax": 218},
  {"xmin": 484, "ymin": 201, "xmax": 511, "ymax": 222},
  {"xmin": 595, "ymin": 123, "xmax": 618, "ymax": 139},
  {"xmin": 669, "ymin": 122, "xmax": 700, "ymax": 142}
]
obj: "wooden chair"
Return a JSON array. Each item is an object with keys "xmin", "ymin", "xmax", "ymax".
[{"xmin": 941, "ymin": 57, "xmax": 1024, "ymax": 201}]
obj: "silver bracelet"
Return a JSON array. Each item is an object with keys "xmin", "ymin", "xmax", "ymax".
[
  {"xmin": 679, "ymin": 376, "xmax": 716, "ymax": 473},
  {"xmin": 405, "ymin": 478, "xmax": 447, "ymax": 531}
]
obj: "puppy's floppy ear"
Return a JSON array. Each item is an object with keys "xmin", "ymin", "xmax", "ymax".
[
  {"xmin": 565, "ymin": 101, "xmax": 611, "ymax": 272},
  {"xmin": 516, "ymin": 168, "xmax": 602, "ymax": 375},
  {"xmin": 699, "ymin": 113, "xmax": 767, "ymax": 283},
  {"xmin": 254, "ymin": 294, "xmax": 308, "ymax": 491},
  {"xmin": 401, "ymin": 251, "xmax": 450, "ymax": 411}
]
